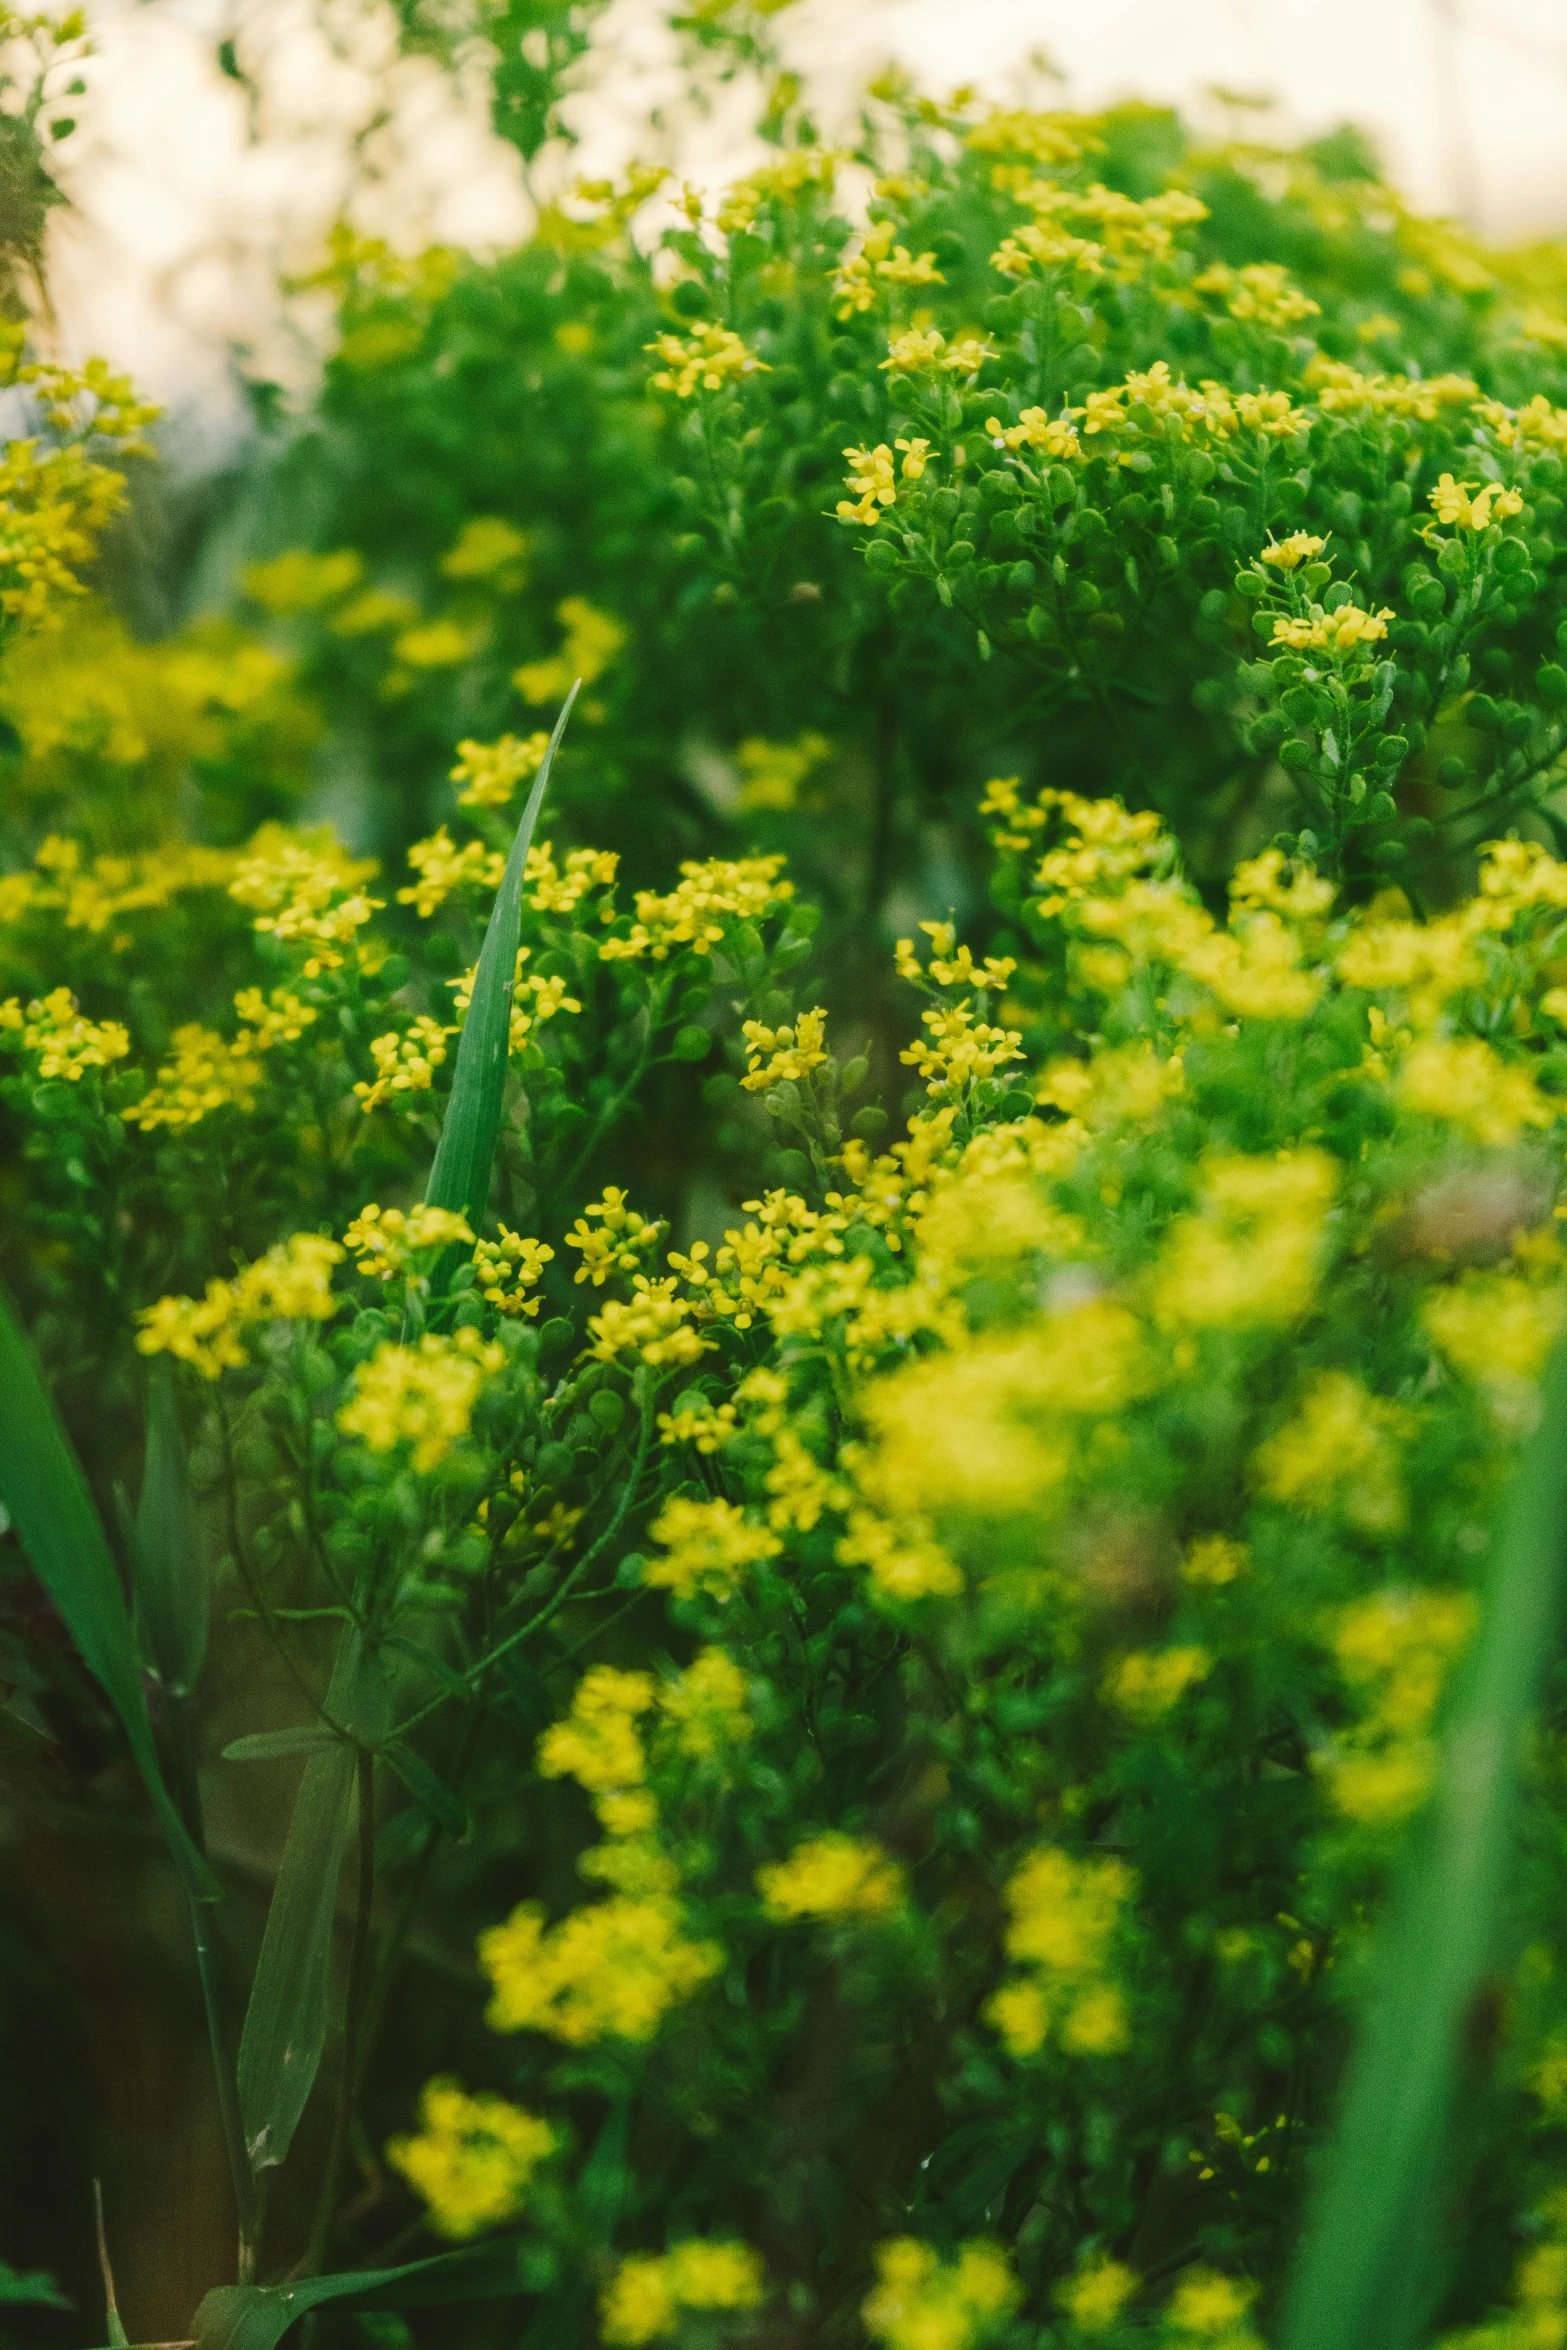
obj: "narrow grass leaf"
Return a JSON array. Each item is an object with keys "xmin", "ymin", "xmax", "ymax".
[
  {"xmin": 1281, "ymin": 1336, "xmax": 1567, "ymax": 2350},
  {"xmin": 134, "ymin": 1359, "xmax": 208, "ymax": 1698},
  {"xmin": 235, "ymin": 1633, "xmax": 364, "ymax": 2174},
  {"xmin": 383, "ymin": 1742, "xmax": 469, "ymax": 1837},
  {"xmin": 192, "ymin": 2237, "xmax": 530, "ymax": 2350},
  {"xmin": 0, "ymin": 1288, "xmax": 214, "ymax": 1896},
  {"xmin": 425, "ymin": 680, "xmax": 579, "ymax": 1226},
  {"xmin": 221, "ymin": 1728, "xmax": 343, "ymax": 1764}
]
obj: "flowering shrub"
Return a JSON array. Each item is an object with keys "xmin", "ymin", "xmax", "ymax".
[{"xmin": 14, "ymin": 9, "xmax": 1567, "ymax": 2350}]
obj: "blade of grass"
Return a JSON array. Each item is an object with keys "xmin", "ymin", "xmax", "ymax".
[
  {"xmin": 235, "ymin": 1633, "xmax": 365, "ymax": 2177},
  {"xmin": 0, "ymin": 1287, "xmax": 214, "ymax": 1896},
  {"xmin": 425, "ymin": 680, "xmax": 579, "ymax": 1226},
  {"xmin": 192, "ymin": 2238, "xmax": 530, "ymax": 2350},
  {"xmin": 134, "ymin": 1359, "xmax": 208, "ymax": 1699},
  {"xmin": 1280, "ymin": 1336, "xmax": 1567, "ymax": 2350}
]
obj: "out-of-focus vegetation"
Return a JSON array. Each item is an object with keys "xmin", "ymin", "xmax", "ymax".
[{"xmin": 13, "ymin": 7, "xmax": 1567, "ymax": 2350}]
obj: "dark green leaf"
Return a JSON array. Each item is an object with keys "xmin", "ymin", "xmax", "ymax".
[
  {"xmin": 222, "ymin": 1727, "xmax": 343, "ymax": 1764},
  {"xmin": 0, "ymin": 1287, "xmax": 214, "ymax": 1897},
  {"xmin": 0, "ymin": 2263, "xmax": 71, "ymax": 2309},
  {"xmin": 1281, "ymin": 1337, "xmax": 1567, "ymax": 2350},
  {"xmin": 425, "ymin": 682, "xmax": 579, "ymax": 1226},
  {"xmin": 383, "ymin": 1742, "xmax": 469, "ymax": 1836},
  {"xmin": 134, "ymin": 1360, "xmax": 209, "ymax": 1697},
  {"xmin": 236, "ymin": 1634, "xmax": 365, "ymax": 2174},
  {"xmin": 193, "ymin": 2237, "xmax": 530, "ymax": 2350}
]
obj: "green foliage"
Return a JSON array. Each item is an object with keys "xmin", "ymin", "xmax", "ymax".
[{"xmin": 20, "ymin": 19, "xmax": 1567, "ymax": 2350}]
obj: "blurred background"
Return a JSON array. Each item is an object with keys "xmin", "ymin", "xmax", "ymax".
[{"xmin": 44, "ymin": 0, "xmax": 1567, "ymax": 436}]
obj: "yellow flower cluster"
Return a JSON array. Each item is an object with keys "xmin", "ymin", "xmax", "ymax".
[
  {"xmin": 564, "ymin": 1188, "xmax": 663, "ymax": 1284},
  {"xmin": 447, "ymin": 948, "xmax": 581, "ymax": 1055},
  {"xmin": 734, "ymin": 729, "xmax": 831, "ymax": 813},
  {"xmin": 1165, "ymin": 2271, "xmax": 1263, "ymax": 2346},
  {"xmin": 479, "ymin": 1893, "xmax": 721, "ymax": 2045},
  {"xmin": 1270, "ymin": 601, "xmax": 1393, "ymax": 655},
  {"xmin": 122, "ymin": 1023, "xmax": 263, "ymax": 1130},
  {"xmin": 1397, "ymin": 1035, "xmax": 1550, "ymax": 1147},
  {"xmin": 1193, "ymin": 259, "xmax": 1320, "ymax": 326},
  {"xmin": 832, "ymin": 220, "xmax": 945, "ymax": 317},
  {"xmin": 601, "ymin": 2242, "xmax": 766, "ymax": 2346},
  {"xmin": 986, "ymin": 1846, "xmax": 1134, "ymax": 2059},
  {"xmin": 472, "ymin": 1225, "xmax": 554, "ymax": 1315},
  {"xmin": 232, "ymin": 986, "xmax": 318, "ymax": 1045},
  {"xmin": 136, "ymin": 1233, "xmax": 343, "ymax": 1378},
  {"xmin": 757, "ymin": 1832, "xmax": 904, "ymax": 1921},
  {"xmin": 657, "ymin": 1393, "xmax": 738, "ymax": 1451},
  {"xmin": 863, "ymin": 2240, "xmax": 1019, "ymax": 2350},
  {"xmin": 836, "ymin": 436, "xmax": 930, "ymax": 526},
  {"xmin": 514, "ymin": 594, "xmax": 625, "ymax": 705},
  {"xmin": 1427, "ymin": 472, "xmax": 1524, "ymax": 532},
  {"xmin": 896, "ymin": 920, "xmax": 1017, "ymax": 994},
  {"xmin": 0, "ymin": 986, "xmax": 129, "ymax": 1080},
  {"xmin": 645, "ymin": 323, "xmax": 770, "ymax": 397},
  {"xmin": 587, "ymin": 1277, "xmax": 708, "ymax": 1369},
  {"xmin": 525, "ymin": 839, "xmax": 619, "ymax": 912},
  {"xmin": 1323, "ymin": 1587, "xmax": 1476, "ymax": 1827},
  {"xmin": 1261, "ymin": 531, "xmax": 1326, "ymax": 571},
  {"xmin": 1057, "ymin": 2255, "xmax": 1139, "ymax": 2331},
  {"xmin": 538, "ymin": 1664, "xmax": 655, "ymax": 1833},
  {"xmin": 398, "ymin": 828, "xmax": 505, "ymax": 917},
  {"xmin": 1425, "ymin": 1270, "xmax": 1566, "ymax": 1422},
  {"xmin": 985, "ymin": 404, "xmax": 1082, "ymax": 460},
  {"xmin": 228, "ymin": 829, "xmax": 383, "ymax": 975},
  {"xmin": 599, "ymin": 854, "xmax": 790, "ymax": 959},
  {"xmin": 901, "ymin": 1000, "xmax": 1025, "ymax": 1097},
  {"xmin": 1254, "ymin": 1371, "xmax": 1408, "ymax": 1535},
  {"xmin": 883, "ymin": 327, "xmax": 994, "ymax": 376},
  {"xmin": 341, "ymin": 1200, "xmax": 475, "ymax": 1277},
  {"xmin": 450, "ymin": 731, "xmax": 550, "ymax": 810},
  {"xmin": 1151, "ymin": 1152, "xmax": 1338, "ymax": 1332},
  {"xmin": 645, "ymin": 1494, "xmax": 781, "ymax": 1599},
  {"xmin": 385, "ymin": 2079, "xmax": 555, "ymax": 2240},
  {"xmin": 1305, "ymin": 357, "xmax": 1479, "ymax": 420},
  {"xmin": 658, "ymin": 1647, "xmax": 751, "ymax": 1760},
  {"xmin": 9, "ymin": 835, "xmax": 237, "ymax": 936},
  {"xmin": 740, "ymin": 1005, "xmax": 828, "ymax": 1090},
  {"xmin": 1107, "ymin": 1645, "xmax": 1210, "ymax": 1722},
  {"xmin": 336, "ymin": 1328, "xmax": 504, "ymax": 1471},
  {"xmin": 1079, "ymin": 362, "xmax": 1299, "ymax": 448},
  {"xmin": 353, "ymin": 1015, "xmax": 456, "ymax": 1113}
]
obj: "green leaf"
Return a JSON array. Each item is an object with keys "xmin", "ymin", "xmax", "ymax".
[
  {"xmin": 0, "ymin": 2263, "xmax": 71, "ymax": 2309},
  {"xmin": 383, "ymin": 1741, "xmax": 469, "ymax": 1836},
  {"xmin": 222, "ymin": 1727, "xmax": 343, "ymax": 1763},
  {"xmin": 425, "ymin": 682, "xmax": 579, "ymax": 1226},
  {"xmin": 0, "ymin": 1286, "xmax": 215, "ymax": 1898},
  {"xmin": 235, "ymin": 1634, "xmax": 365, "ymax": 2174},
  {"xmin": 133, "ymin": 1359, "xmax": 209, "ymax": 1698},
  {"xmin": 192, "ymin": 2237, "xmax": 530, "ymax": 2350},
  {"xmin": 1281, "ymin": 1337, "xmax": 1567, "ymax": 2350}
]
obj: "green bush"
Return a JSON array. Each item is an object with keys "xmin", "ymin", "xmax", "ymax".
[{"xmin": 10, "ymin": 12, "xmax": 1567, "ymax": 2350}]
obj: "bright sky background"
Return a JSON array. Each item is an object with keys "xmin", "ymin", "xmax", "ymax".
[{"xmin": 42, "ymin": 0, "xmax": 1567, "ymax": 432}]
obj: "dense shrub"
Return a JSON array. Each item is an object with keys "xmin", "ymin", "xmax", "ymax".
[{"xmin": 11, "ymin": 11, "xmax": 1567, "ymax": 2350}]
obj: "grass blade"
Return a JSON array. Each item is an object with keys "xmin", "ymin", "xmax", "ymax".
[
  {"xmin": 235, "ymin": 1634, "xmax": 367, "ymax": 2175},
  {"xmin": 0, "ymin": 1286, "xmax": 214, "ymax": 1896},
  {"xmin": 1280, "ymin": 1336, "xmax": 1567, "ymax": 2350},
  {"xmin": 134, "ymin": 1359, "xmax": 209, "ymax": 1698},
  {"xmin": 193, "ymin": 2237, "xmax": 530, "ymax": 2350},
  {"xmin": 425, "ymin": 680, "xmax": 579, "ymax": 1225}
]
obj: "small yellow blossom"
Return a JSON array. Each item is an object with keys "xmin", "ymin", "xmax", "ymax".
[
  {"xmin": 600, "ymin": 854, "xmax": 790, "ymax": 960},
  {"xmin": 646, "ymin": 323, "xmax": 770, "ymax": 397},
  {"xmin": 601, "ymin": 2242, "xmax": 766, "ymax": 2346},
  {"xmin": 987, "ymin": 1845, "xmax": 1134, "ymax": 2059},
  {"xmin": 386, "ymin": 2080, "xmax": 554, "ymax": 2239},
  {"xmin": 479, "ymin": 1894, "xmax": 721, "ymax": 2044},
  {"xmin": 1254, "ymin": 1371, "xmax": 1408, "ymax": 1533},
  {"xmin": 337, "ymin": 1328, "xmax": 504, "ymax": 1471},
  {"xmin": 341, "ymin": 1201, "xmax": 475, "ymax": 1278},
  {"xmin": 3, "ymin": 986, "xmax": 130, "ymax": 1081},
  {"xmin": 1167, "ymin": 2270, "xmax": 1260, "ymax": 2340},
  {"xmin": 863, "ymin": 2240, "xmax": 1019, "ymax": 2350},
  {"xmin": 757, "ymin": 1832, "xmax": 905, "ymax": 1921},
  {"xmin": 645, "ymin": 1494, "xmax": 782, "ymax": 1600},
  {"xmin": 450, "ymin": 731, "xmax": 550, "ymax": 811},
  {"xmin": 1270, "ymin": 603, "xmax": 1394, "ymax": 656},
  {"xmin": 1107, "ymin": 1646, "xmax": 1210, "ymax": 1722},
  {"xmin": 1428, "ymin": 472, "xmax": 1524, "ymax": 531},
  {"xmin": 1260, "ymin": 532, "xmax": 1326, "ymax": 571},
  {"xmin": 514, "ymin": 595, "xmax": 625, "ymax": 704},
  {"xmin": 1058, "ymin": 2255, "xmax": 1138, "ymax": 2331},
  {"xmin": 1397, "ymin": 1034, "xmax": 1549, "ymax": 1147},
  {"xmin": 136, "ymin": 1233, "xmax": 343, "ymax": 1378},
  {"xmin": 472, "ymin": 1225, "xmax": 555, "ymax": 1315},
  {"xmin": 741, "ymin": 1005, "xmax": 829, "ymax": 1090},
  {"xmin": 658, "ymin": 1647, "xmax": 752, "ymax": 1759},
  {"xmin": 354, "ymin": 1015, "xmax": 456, "ymax": 1113}
]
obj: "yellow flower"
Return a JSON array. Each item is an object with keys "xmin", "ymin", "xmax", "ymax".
[
  {"xmin": 336, "ymin": 1328, "xmax": 504, "ymax": 1471},
  {"xmin": 863, "ymin": 2239, "xmax": 1019, "ymax": 2350},
  {"xmin": 1107, "ymin": 1646, "xmax": 1210, "ymax": 1722},
  {"xmin": 741, "ymin": 1005, "xmax": 829, "ymax": 1090},
  {"xmin": 1397, "ymin": 1034, "xmax": 1549, "ymax": 1147},
  {"xmin": 439, "ymin": 515, "xmax": 527, "ymax": 581},
  {"xmin": 385, "ymin": 2080, "xmax": 554, "ymax": 2239},
  {"xmin": 645, "ymin": 1494, "xmax": 782, "ymax": 1600},
  {"xmin": 1181, "ymin": 1535, "xmax": 1248, "ymax": 1587},
  {"xmin": 1152, "ymin": 1151, "xmax": 1337, "ymax": 1331},
  {"xmin": 836, "ymin": 1507, "xmax": 964, "ymax": 1602},
  {"xmin": 472, "ymin": 1225, "xmax": 554, "ymax": 1315},
  {"xmin": 758, "ymin": 1832, "xmax": 905, "ymax": 1921},
  {"xmin": 735, "ymin": 730, "xmax": 831, "ymax": 813},
  {"xmin": 136, "ymin": 1232, "xmax": 343, "ymax": 1378},
  {"xmin": 1428, "ymin": 471, "xmax": 1524, "ymax": 530},
  {"xmin": 449, "ymin": 730, "xmax": 550, "ymax": 811},
  {"xmin": 353, "ymin": 1015, "xmax": 456, "ymax": 1113},
  {"xmin": 341, "ymin": 1200, "xmax": 474, "ymax": 1277},
  {"xmin": 1253, "ymin": 1371, "xmax": 1408, "ymax": 1533},
  {"xmin": 1260, "ymin": 531, "xmax": 1325, "ymax": 571},
  {"xmin": 599, "ymin": 853, "xmax": 791, "ymax": 960},
  {"xmin": 6, "ymin": 986, "xmax": 130, "ymax": 1081},
  {"xmin": 657, "ymin": 1647, "xmax": 752, "ymax": 1760},
  {"xmin": 645, "ymin": 323, "xmax": 770, "ymax": 397},
  {"xmin": 479, "ymin": 1894, "xmax": 721, "ymax": 2043},
  {"xmin": 601, "ymin": 2242, "xmax": 765, "ymax": 2345},
  {"xmin": 1270, "ymin": 603, "xmax": 1394, "ymax": 655},
  {"xmin": 537, "ymin": 1665, "xmax": 654, "ymax": 1812},
  {"xmin": 1167, "ymin": 2269, "xmax": 1259, "ymax": 2339},
  {"xmin": 987, "ymin": 1846, "xmax": 1133, "ymax": 2060},
  {"xmin": 1058, "ymin": 2255, "xmax": 1138, "ymax": 2331},
  {"xmin": 514, "ymin": 594, "xmax": 625, "ymax": 704}
]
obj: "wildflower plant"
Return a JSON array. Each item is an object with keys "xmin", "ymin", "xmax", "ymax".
[{"xmin": 15, "ymin": 12, "xmax": 1567, "ymax": 2350}]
